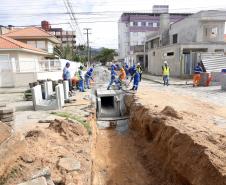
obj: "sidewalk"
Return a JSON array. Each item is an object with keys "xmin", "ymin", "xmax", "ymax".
[
  {"xmin": 0, "ymin": 87, "xmax": 28, "ymax": 94},
  {"xmin": 142, "ymin": 73, "xmax": 193, "ymax": 85}
]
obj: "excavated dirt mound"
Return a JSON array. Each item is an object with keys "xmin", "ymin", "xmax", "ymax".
[
  {"xmin": 48, "ymin": 119, "xmax": 86, "ymax": 139},
  {"xmin": 25, "ymin": 130, "xmax": 45, "ymax": 140},
  {"xmin": 161, "ymin": 106, "xmax": 182, "ymax": 119},
  {"xmin": 0, "ymin": 119, "xmax": 91, "ymax": 185},
  {"xmin": 125, "ymin": 94, "xmax": 226, "ymax": 185}
]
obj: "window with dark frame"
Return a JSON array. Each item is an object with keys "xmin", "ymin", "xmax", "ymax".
[
  {"xmin": 173, "ymin": 34, "xmax": 178, "ymax": 44},
  {"xmin": 167, "ymin": 52, "xmax": 174, "ymax": 56}
]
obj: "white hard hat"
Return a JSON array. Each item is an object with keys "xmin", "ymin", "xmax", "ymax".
[
  {"xmin": 137, "ymin": 63, "xmax": 140, "ymax": 66},
  {"xmin": 164, "ymin": 61, "xmax": 168, "ymax": 64}
]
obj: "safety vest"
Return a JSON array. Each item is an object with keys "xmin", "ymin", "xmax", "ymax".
[
  {"xmin": 162, "ymin": 66, "xmax": 170, "ymax": 76},
  {"xmin": 137, "ymin": 66, "xmax": 142, "ymax": 74}
]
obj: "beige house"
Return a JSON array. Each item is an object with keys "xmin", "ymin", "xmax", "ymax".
[
  {"xmin": 0, "ymin": 35, "xmax": 62, "ymax": 87},
  {"xmin": 3, "ymin": 27, "xmax": 61, "ymax": 55}
]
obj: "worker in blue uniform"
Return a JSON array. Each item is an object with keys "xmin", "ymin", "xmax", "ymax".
[
  {"xmin": 107, "ymin": 65, "xmax": 117, "ymax": 90},
  {"xmin": 85, "ymin": 67, "xmax": 94, "ymax": 89},
  {"xmin": 130, "ymin": 68, "xmax": 140, "ymax": 91}
]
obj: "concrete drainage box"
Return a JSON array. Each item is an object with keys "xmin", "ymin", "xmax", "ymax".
[{"xmin": 96, "ymin": 89, "xmax": 126, "ymax": 120}]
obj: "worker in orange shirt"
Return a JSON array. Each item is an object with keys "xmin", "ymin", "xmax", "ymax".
[
  {"xmin": 116, "ymin": 64, "xmax": 126, "ymax": 90},
  {"xmin": 193, "ymin": 62, "xmax": 203, "ymax": 87}
]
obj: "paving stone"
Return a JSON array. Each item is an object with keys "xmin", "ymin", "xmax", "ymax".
[
  {"xmin": 17, "ymin": 177, "xmax": 47, "ymax": 185},
  {"xmin": 0, "ymin": 103, "xmax": 6, "ymax": 107},
  {"xmin": 0, "ymin": 107, "xmax": 14, "ymax": 115},
  {"xmin": 0, "ymin": 113, "xmax": 14, "ymax": 119},
  {"xmin": 1, "ymin": 116, "xmax": 14, "ymax": 122},
  {"xmin": 58, "ymin": 157, "xmax": 81, "ymax": 172}
]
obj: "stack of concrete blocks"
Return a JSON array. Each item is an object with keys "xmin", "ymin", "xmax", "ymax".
[
  {"xmin": 0, "ymin": 104, "xmax": 15, "ymax": 127},
  {"xmin": 221, "ymin": 74, "xmax": 226, "ymax": 91},
  {"xmin": 32, "ymin": 84, "xmax": 64, "ymax": 111},
  {"xmin": 43, "ymin": 81, "xmax": 54, "ymax": 100},
  {"xmin": 63, "ymin": 80, "xmax": 69, "ymax": 100}
]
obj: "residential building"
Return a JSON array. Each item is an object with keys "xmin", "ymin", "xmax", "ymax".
[
  {"xmin": 118, "ymin": 5, "xmax": 191, "ymax": 68},
  {"xmin": 3, "ymin": 27, "xmax": 61, "ymax": 55},
  {"xmin": 146, "ymin": 10, "xmax": 226, "ymax": 77},
  {"xmin": 0, "ymin": 35, "xmax": 53, "ymax": 87},
  {"xmin": 41, "ymin": 21, "xmax": 76, "ymax": 49}
]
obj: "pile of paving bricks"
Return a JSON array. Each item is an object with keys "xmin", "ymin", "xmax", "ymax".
[{"xmin": 0, "ymin": 104, "xmax": 15, "ymax": 127}]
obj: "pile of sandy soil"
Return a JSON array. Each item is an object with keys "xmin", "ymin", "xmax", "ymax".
[
  {"xmin": 125, "ymin": 94, "xmax": 226, "ymax": 185},
  {"xmin": 0, "ymin": 119, "xmax": 91, "ymax": 185}
]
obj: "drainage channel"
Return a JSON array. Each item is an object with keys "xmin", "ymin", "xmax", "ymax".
[{"xmin": 95, "ymin": 88, "xmax": 129, "ymax": 134}]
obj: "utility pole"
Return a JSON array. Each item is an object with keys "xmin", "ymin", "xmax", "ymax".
[{"xmin": 83, "ymin": 28, "xmax": 91, "ymax": 65}]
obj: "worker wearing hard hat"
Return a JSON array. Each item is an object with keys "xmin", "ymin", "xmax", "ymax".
[
  {"xmin": 193, "ymin": 62, "xmax": 203, "ymax": 87},
  {"xmin": 107, "ymin": 64, "xmax": 117, "ymax": 90},
  {"xmin": 117, "ymin": 64, "xmax": 126, "ymax": 90},
  {"xmin": 162, "ymin": 61, "xmax": 170, "ymax": 86},
  {"xmin": 78, "ymin": 65, "xmax": 85, "ymax": 92},
  {"xmin": 136, "ymin": 63, "xmax": 143, "ymax": 81}
]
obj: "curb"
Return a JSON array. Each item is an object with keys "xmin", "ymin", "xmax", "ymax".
[{"xmin": 142, "ymin": 76, "xmax": 193, "ymax": 86}]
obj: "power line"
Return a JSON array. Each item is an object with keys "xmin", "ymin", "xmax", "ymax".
[{"xmin": 63, "ymin": 0, "xmax": 86, "ymax": 45}]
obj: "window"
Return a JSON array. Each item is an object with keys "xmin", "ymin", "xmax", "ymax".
[
  {"xmin": 211, "ymin": 27, "xmax": 218, "ymax": 38},
  {"xmin": 138, "ymin": 22, "xmax": 141, "ymax": 27},
  {"xmin": 167, "ymin": 52, "xmax": 174, "ymax": 56},
  {"xmin": 215, "ymin": 49, "xmax": 224, "ymax": 52},
  {"xmin": 141, "ymin": 22, "xmax": 146, "ymax": 26},
  {"xmin": 133, "ymin": 22, "xmax": 138, "ymax": 26},
  {"xmin": 130, "ymin": 22, "xmax": 133, "ymax": 26},
  {"xmin": 157, "ymin": 22, "xmax": 160, "ymax": 27},
  {"xmin": 148, "ymin": 22, "xmax": 153, "ymax": 27},
  {"xmin": 37, "ymin": 41, "xmax": 46, "ymax": 49},
  {"xmin": 153, "ymin": 22, "xmax": 157, "ymax": 27},
  {"xmin": 173, "ymin": 34, "xmax": 178, "ymax": 44},
  {"xmin": 27, "ymin": 41, "xmax": 36, "ymax": 48}
]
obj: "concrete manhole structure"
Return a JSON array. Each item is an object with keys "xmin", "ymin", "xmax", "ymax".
[{"xmin": 96, "ymin": 89, "xmax": 128, "ymax": 131}]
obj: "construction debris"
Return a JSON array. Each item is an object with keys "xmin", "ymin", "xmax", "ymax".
[
  {"xmin": 0, "ymin": 107, "xmax": 15, "ymax": 127},
  {"xmin": 17, "ymin": 177, "xmax": 47, "ymax": 185},
  {"xmin": 58, "ymin": 157, "xmax": 81, "ymax": 172}
]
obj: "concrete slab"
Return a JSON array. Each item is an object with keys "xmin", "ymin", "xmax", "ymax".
[
  {"xmin": 116, "ymin": 119, "xmax": 129, "ymax": 134},
  {"xmin": 97, "ymin": 121, "xmax": 110, "ymax": 129},
  {"xmin": 96, "ymin": 89, "xmax": 123, "ymax": 97},
  {"xmin": 56, "ymin": 84, "xmax": 64, "ymax": 109},
  {"xmin": 32, "ymin": 85, "xmax": 43, "ymax": 110},
  {"xmin": 17, "ymin": 177, "xmax": 47, "ymax": 185},
  {"xmin": 63, "ymin": 80, "xmax": 69, "ymax": 100},
  {"xmin": 58, "ymin": 157, "xmax": 81, "ymax": 172},
  {"xmin": 0, "ymin": 107, "xmax": 14, "ymax": 114},
  {"xmin": 43, "ymin": 81, "xmax": 53, "ymax": 100}
]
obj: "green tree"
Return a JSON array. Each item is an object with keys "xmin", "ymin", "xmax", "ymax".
[{"xmin": 94, "ymin": 48, "xmax": 116, "ymax": 65}]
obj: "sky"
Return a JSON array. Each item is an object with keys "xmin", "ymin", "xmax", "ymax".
[{"xmin": 1, "ymin": 0, "xmax": 226, "ymax": 49}]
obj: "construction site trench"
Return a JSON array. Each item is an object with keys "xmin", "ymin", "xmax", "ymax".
[{"xmin": 91, "ymin": 67, "xmax": 226, "ymax": 185}]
